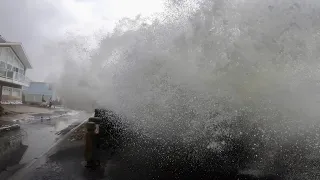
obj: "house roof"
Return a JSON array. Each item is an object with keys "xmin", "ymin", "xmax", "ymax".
[
  {"xmin": 0, "ymin": 42, "xmax": 32, "ymax": 69},
  {"xmin": 0, "ymin": 35, "xmax": 6, "ymax": 43}
]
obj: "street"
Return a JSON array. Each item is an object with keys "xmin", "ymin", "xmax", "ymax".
[{"xmin": 0, "ymin": 109, "xmax": 91, "ymax": 180}]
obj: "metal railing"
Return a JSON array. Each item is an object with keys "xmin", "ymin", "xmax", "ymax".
[{"xmin": 0, "ymin": 68, "xmax": 30, "ymax": 85}]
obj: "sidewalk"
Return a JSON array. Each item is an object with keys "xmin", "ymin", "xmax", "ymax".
[
  {"xmin": 0, "ymin": 106, "xmax": 90, "ymax": 180},
  {"xmin": 8, "ymin": 123, "xmax": 105, "ymax": 180},
  {"xmin": 9, "ymin": 121, "xmax": 142, "ymax": 180}
]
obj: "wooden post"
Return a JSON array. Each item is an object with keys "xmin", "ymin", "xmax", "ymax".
[
  {"xmin": 88, "ymin": 117, "xmax": 101, "ymax": 134},
  {"xmin": 88, "ymin": 117, "xmax": 102, "ymax": 124},
  {"xmin": 84, "ymin": 122, "xmax": 95, "ymax": 168},
  {"xmin": 88, "ymin": 117, "xmax": 102, "ymax": 166}
]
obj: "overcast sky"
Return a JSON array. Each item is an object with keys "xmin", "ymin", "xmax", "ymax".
[{"xmin": 0, "ymin": 0, "xmax": 164, "ymax": 81}]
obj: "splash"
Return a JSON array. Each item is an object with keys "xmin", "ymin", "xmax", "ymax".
[{"xmin": 55, "ymin": 0, "xmax": 320, "ymax": 177}]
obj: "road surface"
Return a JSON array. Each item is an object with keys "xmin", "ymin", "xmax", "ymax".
[{"xmin": 0, "ymin": 110, "xmax": 91, "ymax": 180}]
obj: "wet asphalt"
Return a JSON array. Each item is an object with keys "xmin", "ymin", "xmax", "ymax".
[
  {"xmin": 4, "ymin": 110, "xmax": 320, "ymax": 180},
  {"xmin": 0, "ymin": 110, "xmax": 91, "ymax": 180}
]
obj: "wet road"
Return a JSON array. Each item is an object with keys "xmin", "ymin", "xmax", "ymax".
[
  {"xmin": 5, "ymin": 109, "xmax": 320, "ymax": 180},
  {"xmin": 19, "ymin": 111, "xmax": 90, "ymax": 164},
  {"xmin": 0, "ymin": 110, "xmax": 91, "ymax": 179}
]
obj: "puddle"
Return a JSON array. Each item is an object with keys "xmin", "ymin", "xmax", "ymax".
[
  {"xmin": 18, "ymin": 110, "xmax": 79, "ymax": 124},
  {"xmin": 0, "ymin": 110, "xmax": 91, "ymax": 173}
]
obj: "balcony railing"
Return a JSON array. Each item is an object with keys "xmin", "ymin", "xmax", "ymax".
[{"xmin": 0, "ymin": 68, "xmax": 30, "ymax": 86}]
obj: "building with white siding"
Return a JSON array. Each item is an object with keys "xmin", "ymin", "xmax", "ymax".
[{"xmin": 0, "ymin": 35, "xmax": 32, "ymax": 104}]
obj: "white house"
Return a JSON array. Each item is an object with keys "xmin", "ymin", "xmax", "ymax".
[{"xmin": 0, "ymin": 35, "xmax": 32, "ymax": 104}]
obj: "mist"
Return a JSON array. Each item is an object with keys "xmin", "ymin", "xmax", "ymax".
[
  {"xmin": 52, "ymin": 0, "xmax": 320, "ymax": 176},
  {"xmin": 56, "ymin": 0, "xmax": 320, "ymax": 123}
]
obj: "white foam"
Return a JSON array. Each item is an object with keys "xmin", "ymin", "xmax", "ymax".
[{"xmin": 54, "ymin": 0, "xmax": 320, "ymax": 150}]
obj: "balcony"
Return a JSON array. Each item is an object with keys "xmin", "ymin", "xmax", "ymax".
[{"xmin": 0, "ymin": 68, "xmax": 30, "ymax": 87}]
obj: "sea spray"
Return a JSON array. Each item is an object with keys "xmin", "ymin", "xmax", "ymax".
[{"xmin": 54, "ymin": 0, "xmax": 320, "ymax": 178}]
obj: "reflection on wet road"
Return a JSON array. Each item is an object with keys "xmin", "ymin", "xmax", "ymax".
[
  {"xmin": 0, "ymin": 110, "xmax": 91, "ymax": 179},
  {"xmin": 20, "ymin": 111, "xmax": 90, "ymax": 164}
]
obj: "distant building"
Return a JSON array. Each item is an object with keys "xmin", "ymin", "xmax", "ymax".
[
  {"xmin": 23, "ymin": 82, "xmax": 57, "ymax": 104},
  {"xmin": 0, "ymin": 35, "xmax": 32, "ymax": 104}
]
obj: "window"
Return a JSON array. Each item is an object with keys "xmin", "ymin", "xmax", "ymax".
[
  {"xmin": 0, "ymin": 61, "xmax": 5, "ymax": 69},
  {"xmin": 0, "ymin": 62, "xmax": 6, "ymax": 77},
  {"xmin": 2, "ymin": 86, "xmax": 11, "ymax": 95},
  {"xmin": 18, "ymin": 69, "xmax": 24, "ymax": 74},
  {"xmin": 7, "ymin": 49, "xmax": 13, "ymax": 63},
  {"xmin": 12, "ymin": 88, "xmax": 21, "ymax": 97},
  {"xmin": 7, "ymin": 64, "xmax": 12, "ymax": 71},
  {"xmin": 13, "ymin": 67, "xmax": 18, "ymax": 72}
]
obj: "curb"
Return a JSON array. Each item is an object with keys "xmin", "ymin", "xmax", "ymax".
[{"xmin": 9, "ymin": 114, "xmax": 92, "ymax": 180}]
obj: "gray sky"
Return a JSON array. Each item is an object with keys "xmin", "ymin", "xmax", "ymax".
[{"xmin": 0, "ymin": 0, "xmax": 163, "ymax": 81}]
